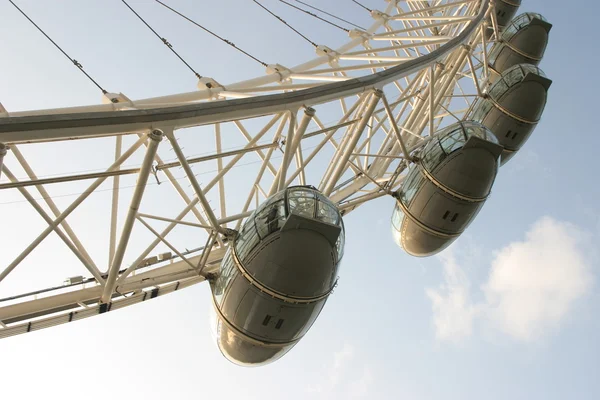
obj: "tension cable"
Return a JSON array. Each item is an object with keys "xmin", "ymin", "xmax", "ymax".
[{"xmin": 8, "ymin": 0, "xmax": 108, "ymax": 94}]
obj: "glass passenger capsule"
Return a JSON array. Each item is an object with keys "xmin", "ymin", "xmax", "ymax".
[
  {"xmin": 486, "ymin": 0, "xmax": 522, "ymax": 38},
  {"xmin": 210, "ymin": 186, "xmax": 345, "ymax": 366},
  {"xmin": 488, "ymin": 13, "xmax": 552, "ymax": 78},
  {"xmin": 469, "ymin": 64, "xmax": 552, "ymax": 164},
  {"xmin": 391, "ymin": 122, "xmax": 503, "ymax": 257}
]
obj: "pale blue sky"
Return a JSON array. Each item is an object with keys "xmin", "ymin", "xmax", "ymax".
[{"xmin": 0, "ymin": 1, "xmax": 599, "ymax": 399}]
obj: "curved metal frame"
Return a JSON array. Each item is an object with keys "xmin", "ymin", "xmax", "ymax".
[
  {"xmin": 0, "ymin": 0, "xmax": 502, "ymax": 339},
  {"xmin": 0, "ymin": 1, "xmax": 487, "ymax": 144}
]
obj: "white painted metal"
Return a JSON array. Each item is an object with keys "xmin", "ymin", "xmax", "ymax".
[
  {"xmin": 0, "ymin": 0, "xmax": 497, "ymax": 336},
  {"xmin": 101, "ymin": 130, "xmax": 163, "ymax": 303}
]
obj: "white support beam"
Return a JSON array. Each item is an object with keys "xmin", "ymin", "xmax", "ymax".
[
  {"xmin": 466, "ymin": 51, "xmax": 483, "ymax": 96},
  {"xmin": 273, "ymin": 107, "xmax": 314, "ymax": 194},
  {"xmin": 100, "ymin": 130, "xmax": 163, "ymax": 303},
  {"xmin": 0, "ymin": 135, "xmax": 148, "ymax": 284},
  {"xmin": 429, "ymin": 64, "xmax": 435, "ymax": 135},
  {"xmin": 233, "ymin": 121, "xmax": 278, "ymax": 177},
  {"xmin": 381, "ymin": 94, "xmax": 414, "ymax": 161},
  {"xmin": 215, "ymin": 123, "xmax": 227, "ymax": 226},
  {"xmin": 116, "ymin": 114, "xmax": 283, "ymax": 286},
  {"xmin": 197, "ymin": 231, "xmax": 217, "ymax": 274},
  {"xmin": 0, "ymin": 143, "xmax": 6, "ymax": 180},
  {"xmin": 236, "ymin": 116, "xmax": 287, "ymax": 231},
  {"xmin": 141, "ymin": 134, "xmax": 222, "ymax": 246},
  {"xmin": 0, "ymin": 0, "xmax": 487, "ymax": 145},
  {"xmin": 166, "ymin": 129, "xmax": 223, "ymax": 235},
  {"xmin": 136, "ymin": 213, "xmax": 212, "ymax": 230},
  {"xmin": 276, "ymin": 111, "xmax": 298, "ymax": 193},
  {"xmin": 1, "ymin": 166, "xmax": 105, "ymax": 283},
  {"xmin": 109, "ymin": 136, "xmax": 122, "ymax": 266},
  {"xmin": 9, "ymin": 145, "xmax": 103, "ymax": 282},
  {"xmin": 322, "ymin": 90, "xmax": 382, "ymax": 196},
  {"xmin": 136, "ymin": 216, "xmax": 198, "ymax": 272}
]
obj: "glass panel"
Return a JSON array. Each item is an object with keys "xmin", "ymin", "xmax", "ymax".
[
  {"xmin": 214, "ymin": 250, "xmax": 237, "ymax": 306},
  {"xmin": 470, "ymin": 98, "xmax": 493, "ymax": 122},
  {"xmin": 288, "ymin": 194, "xmax": 316, "ymax": 219},
  {"xmin": 504, "ymin": 65, "xmax": 525, "ymax": 87},
  {"xmin": 502, "ymin": 22, "xmax": 519, "ymax": 40},
  {"xmin": 335, "ymin": 229, "xmax": 345, "ymax": 260},
  {"xmin": 399, "ymin": 168, "xmax": 426, "ymax": 206},
  {"xmin": 391, "ymin": 201, "xmax": 404, "ymax": 231},
  {"xmin": 316, "ymin": 200, "xmax": 339, "ymax": 225},
  {"xmin": 519, "ymin": 63, "xmax": 546, "ymax": 78},
  {"xmin": 439, "ymin": 128, "xmax": 466, "ymax": 154},
  {"xmin": 489, "ymin": 78, "xmax": 509, "ymax": 99},
  {"xmin": 421, "ymin": 139, "xmax": 446, "ymax": 171},
  {"xmin": 287, "ymin": 187, "xmax": 316, "ymax": 199},
  {"xmin": 235, "ymin": 221, "xmax": 260, "ymax": 263},
  {"xmin": 255, "ymin": 199, "xmax": 286, "ymax": 239},
  {"xmin": 391, "ymin": 202, "xmax": 405, "ymax": 248}
]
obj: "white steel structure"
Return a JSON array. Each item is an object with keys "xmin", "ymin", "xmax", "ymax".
[{"xmin": 0, "ymin": 0, "xmax": 510, "ymax": 338}]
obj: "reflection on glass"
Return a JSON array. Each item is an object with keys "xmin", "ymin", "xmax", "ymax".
[
  {"xmin": 399, "ymin": 168, "xmax": 426, "ymax": 205},
  {"xmin": 417, "ymin": 122, "xmax": 500, "ymax": 174},
  {"xmin": 489, "ymin": 79, "xmax": 509, "ymax": 98},
  {"xmin": 391, "ymin": 202, "xmax": 404, "ymax": 232},
  {"xmin": 488, "ymin": 64, "xmax": 547, "ymax": 102},
  {"xmin": 391, "ymin": 202, "xmax": 405, "ymax": 249},
  {"xmin": 231, "ymin": 186, "xmax": 346, "ymax": 267},
  {"xmin": 214, "ymin": 251, "xmax": 237, "ymax": 306},
  {"xmin": 470, "ymin": 98, "xmax": 493, "ymax": 123}
]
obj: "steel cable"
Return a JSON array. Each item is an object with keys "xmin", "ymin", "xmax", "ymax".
[
  {"xmin": 8, "ymin": 0, "xmax": 108, "ymax": 94},
  {"xmin": 155, "ymin": 0, "xmax": 269, "ymax": 68}
]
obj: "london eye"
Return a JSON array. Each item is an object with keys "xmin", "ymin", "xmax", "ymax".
[{"xmin": 0, "ymin": 0, "xmax": 553, "ymax": 367}]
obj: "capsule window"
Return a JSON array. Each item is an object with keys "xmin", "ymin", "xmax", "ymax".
[
  {"xmin": 505, "ymin": 130, "xmax": 512, "ymax": 138},
  {"xmin": 262, "ymin": 315, "xmax": 272, "ymax": 326},
  {"xmin": 443, "ymin": 211, "xmax": 450, "ymax": 220},
  {"xmin": 512, "ymin": 131, "xmax": 518, "ymax": 140},
  {"xmin": 275, "ymin": 319, "xmax": 285, "ymax": 329},
  {"xmin": 451, "ymin": 213, "xmax": 459, "ymax": 222}
]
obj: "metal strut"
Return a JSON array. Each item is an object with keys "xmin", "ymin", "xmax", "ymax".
[{"xmin": 100, "ymin": 130, "xmax": 164, "ymax": 304}]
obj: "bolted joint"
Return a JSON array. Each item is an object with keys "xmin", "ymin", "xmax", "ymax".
[
  {"xmin": 316, "ymin": 45, "xmax": 339, "ymax": 67},
  {"xmin": 373, "ymin": 89, "xmax": 384, "ymax": 98},
  {"xmin": 266, "ymin": 64, "xmax": 293, "ymax": 82},
  {"xmin": 348, "ymin": 29, "xmax": 371, "ymax": 44},
  {"xmin": 102, "ymin": 92, "xmax": 133, "ymax": 109},
  {"xmin": 197, "ymin": 77, "xmax": 224, "ymax": 93},
  {"xmin": 371, "ymin": 10, "xmax": 390, "ymax": 21},
  {"xmin": 149, "ymin": 129, "xmax": 164, "ymax": 142},
  {"xmin": 222, "ymin": 228, "xmax": 238, "ymax": 241},
  {"xmin": 304, "ymin": 107, "xmax": 316, "ymax": 117}
]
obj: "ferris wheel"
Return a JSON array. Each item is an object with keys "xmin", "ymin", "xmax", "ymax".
[{"xmin": 0, "ymin": 0, "xmax": 551, "ymax": 366}]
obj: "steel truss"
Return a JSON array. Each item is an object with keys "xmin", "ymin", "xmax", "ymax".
[{"xmin": 0, "ymin": 0, "xmax": 499, "ymax": 338}]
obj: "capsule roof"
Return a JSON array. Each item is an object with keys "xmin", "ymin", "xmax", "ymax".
[
  {"xmin": 503, "ymin": 13, "xmax": 551, "ymax": 40},
  {"xmin": 254, "ymin": 186, "xmax": 343, "ymax": 227},
  {"xmin": 248, "ymin": 185, "xmax": 345, "ymax": 251},
  {"xmin": 487, "ymin": 64, "xmax": 550, "ymax": 105},
  {"xmin": 420, "ymin": 121, "xmax": 500, "ymax": 170}
]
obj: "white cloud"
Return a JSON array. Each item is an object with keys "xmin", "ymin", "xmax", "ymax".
[
  {"xmin": 427, "ymin": 217, "xmax": 594, "ymax": 342},
  {"xmin": 348, "ymin": 366, "xmax": 374, "ymax": 398},
  {"xmin": 308, "ymin": 343, "xmax": 375, "ymax": 398},
  {"xmin": 426, "ymin": 252, "xmax": 479, "ymax": 341},
  {"xmin": 330, "ymin": 342, "xmax": 354, "ymax": 388},
  {"xmin": 308, "ymin": 342, "xmax": 355, "ymax": 395}
]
